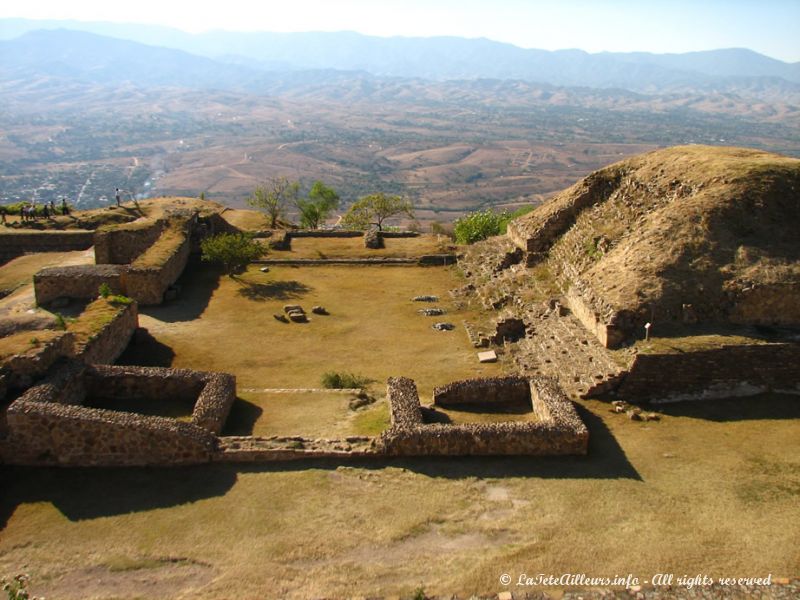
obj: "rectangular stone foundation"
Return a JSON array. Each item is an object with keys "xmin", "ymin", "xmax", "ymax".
[{"xmin": 381, "ymin": 376, "xmax": 588, "ymax": 456}]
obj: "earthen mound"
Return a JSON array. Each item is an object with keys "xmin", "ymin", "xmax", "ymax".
[{"xmin": 506, "ymin": 145, "xmax": 800, "ymax": 346}]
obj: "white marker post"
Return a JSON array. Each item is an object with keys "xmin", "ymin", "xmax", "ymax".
[{"xmin": 644, "ymin": 322, "xmax": 652, "ymax": 341}]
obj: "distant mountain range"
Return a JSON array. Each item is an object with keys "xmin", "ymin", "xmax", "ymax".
[{"xmin": 1, "ymin": 18, "xmax": 799, "ymax": 95}]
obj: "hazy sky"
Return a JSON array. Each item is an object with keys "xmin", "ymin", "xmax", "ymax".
[{"xmin": 3, "ymin": 0, "xmax": 799, "ymax": 61}]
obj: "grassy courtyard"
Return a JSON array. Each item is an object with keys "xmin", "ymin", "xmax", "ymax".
[{"xmin": 119, "ymin": 260, "xmax": 501, "ymax": 438}]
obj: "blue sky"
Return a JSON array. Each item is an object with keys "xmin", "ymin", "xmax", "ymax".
[{"xmin": 3, "ymin": 0, "xmax": 799, "ymax": 61}]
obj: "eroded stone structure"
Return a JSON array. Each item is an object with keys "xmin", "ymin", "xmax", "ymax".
[
  {"xmin": 381, "ymin": 376, "xmax": 588, "ymax": 456},
  {"xmin": 34, "ymin": 212, "xmax": 196, "ymax": 306},
  {"xmin": 3, "ymin": 362, "xmax": 235, "ymax": 466}
]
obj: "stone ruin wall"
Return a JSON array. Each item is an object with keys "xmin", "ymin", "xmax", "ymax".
[
  {"xmin": 1, "ymin": 300, "xmax": 137, "ymax": 397},
  {"xmin": 0, "ymin": 230, "xmax": 95, "ymax": 265},
  {"xmin": 506, "ymin": 172, "xmax": 618, "ymax": 258},
  {"xmin": 2, "ymin": 363, "xmax": 235, "ymax": 466},
  {"xmin": 433, "ymin": 375, "xmax": 530, "ymax": 406},
  {"xmin": 124, "ymin": 229, "xmax": 191, "ymax": 305},
  {"xmin": 94, "ymin": 219, "xmax": 166, "ymax": 264},
  {"xmin": 33, "ymin": 214, "xmax": 194, "ymax": 307},
  {"xmin": 73, "ymin": 301, "xmax": 138, "ymax": 365},
  {"xmin": 84, "ymin": 364, "xmax": 236, "ymax": 435},
  {"xmin": 617, "ymin": 343, "xmax": 800, "ymax": 403},
  {"xmin": 33, "ymin": 264, "xmax": 127, "ymax": 305},
  {"xmin": 380, "ymin": 376, "xmax": 588, "ymax": 456},
  {"xmin": 1, "ymin": 332, "xmax": 75, "ymax": 390}
]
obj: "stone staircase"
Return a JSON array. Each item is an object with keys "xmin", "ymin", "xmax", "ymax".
[{"xmin": 509, "ymin": 307, "xmax": 630, "ymax": 399}]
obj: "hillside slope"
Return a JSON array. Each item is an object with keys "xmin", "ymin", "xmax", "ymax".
[{"xmin": 507, "ymin": 145, "xmax": 800, "ymax": 347}]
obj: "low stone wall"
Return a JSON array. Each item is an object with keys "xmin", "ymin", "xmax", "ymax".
[
  {"xmin": 123, "ymin": 227, "xmax": 191, "ymax": 305},
  {"xmin": 381, "ymin": 376, "xmax": 588, "ymax": 456},
  {"xmin": 1, "ymin": 332, "xmax": 75, "ymax": 390},
  {"xmin": 84, "ymin": 364, "xmax": 236, "ymax": 435},
  {"xmin": 288, "ymin": 230, "xmax": 363, "ymax": 238},
  {"xmin": 0, "ymin": 230, "xmax": 94, "ymax": 264},
  {"xmin": 4, "ymin": 397, "xmax": 217, "ymax": 466},
  {"xmin": 386, "ymin": 376, "xmax": 425, "ymax": 428},
  {"xmin": 72, "ymin": 301, "xmax": 138, "ymax": 365},
  {"xmin": 433, "ymin": 375, "xmax": 530, "ymax": 406},
  {"xmin": 2, "ymin": 362, "xmax": 236, "ymax": 466},
  {"xmin": 380, "ymin": 232, "xmax": 420, "ymax": 238},
  {"xmin": 94, "ymin": 219, "xmax": 165, "ymax": 264},
  {"xmin": 34, "ymin": 264, "xmax": 127, "ymax": 306},
  {"xmin": 617, "ymin": 343, "xmax": 800, "ymax": 403}
]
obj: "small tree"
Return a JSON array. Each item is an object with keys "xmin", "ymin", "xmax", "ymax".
[
  {"xmin": 200, "ymin": 232, "xmax": 265, "ymax": 275},
  {"xmin": 247, "ymin": 177, "xmax": 300, "ymax": 229},
  {"xmin": 341, "ymin": 193, "xmax": 414, "ymax": 231},
  {"xmin": 296, "ymin": 181, "xmax": 340, "ymax": 229},
  {"xmin": 453, "ymin": 209, "xmax": 505, "ymax": 244}
]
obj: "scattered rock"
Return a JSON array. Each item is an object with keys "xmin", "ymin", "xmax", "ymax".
[
  {"xmin": 491, "ymin": 316, "xmax": 526, "ymax": 344},
  {"xmin": 413, "ymin": 295, "xmax": 439, "ymax": 302},
  {"xmin": 288, "ymin": 311, "xmax": 308, "ymax": 323},
  {"xmin": 432, "ymin": 322, "xmax": 455, "ymax": 331},
  {"xmin": 627, "ymin": 407, "xmax": 643, "ymax": 421},
  {"xmin": 477, "ymin": 350, "xmax": 498, "ymax": 363},
  {"xmin": 312, "ymin": 306, "xmax": 328, "ymax": 315},
  {"xmin": 283, "ymin": 304, "xmax": 304, "ymax": 314},
  {"xmin": 259, "ymin": 266, "xmax": 270, "ymax": 273},
  {"xmin": 273, "ymin": 314, "xmax": 289, "ymax": 323},
  {"xmin": 643, "ymin": 412, "xmax": 661, "ymax": 422},
  {"xmin": 349, "ymin": 393, "xmax": 376, "ymax": 410},
  {"xmin": 418, "ymin": 307, "xmax": 445, "ymax": 316}
]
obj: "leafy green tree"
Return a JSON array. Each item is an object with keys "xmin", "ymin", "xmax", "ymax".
[
  {"xmin": 296, "ymin": 181, "xmax": 340, "ymax": 229},
  {"xmin": 200, "ymin": 232, "xmax": 266, "ymax": 275},
  {"xmin": 341, "ymin": 193, "xmax": 414, "ymax": 231},
  {"xmin": 247, "ymin": 177, "xmax": 300, "ymax": 229}
]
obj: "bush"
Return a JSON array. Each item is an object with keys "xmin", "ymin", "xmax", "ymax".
[
  {"xmin": 321, "ymin": 371, "xmax": 373, "ymax": 389},
  {"xmin": 108, "ymin": 294, "xmax": 133, "ymax": 306},
  {"xmin": 200, "ymin": 232, "xmax": 266, "ymax": 275},
  {"xmin": 453, "ymin": 205, "xmax": 535, "ymax": 244},
  {"xmin": 2, "ymin": 573, "xmax": 43, "ymax": 600},
  {"xmin": 453, "ymin": 209, "xmax": 505, "ymax": 244},
  {"xmin": 98, "ymin": 283, "xmax": 111, "ymax": 298}
]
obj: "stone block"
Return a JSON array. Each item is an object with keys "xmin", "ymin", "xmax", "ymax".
[{"xmin": 478, "ymin": 350, "xmax": 498, "ymax": 363}]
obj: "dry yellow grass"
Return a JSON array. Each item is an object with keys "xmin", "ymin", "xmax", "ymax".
[
  {"xmin": 227, "ymin": 390, "xmax": 389, "ymax": 437},
  {"xmin": 2, "ymin": 395, "xmax": 798, "ymax": 599},
  {"xmin": 0, "ymin": 329, "xmax": 64, "ymax": 361},
  {"xmin": 279, "ymin": 234, "xmax": 450, "ymax": 259},
  {"xmin": 0, "ymin": 250, "xmax": 94, "ymax": 294},
  {"xmin": 131, "ymin": 263, "xmax": 500, "ymax": 398}
]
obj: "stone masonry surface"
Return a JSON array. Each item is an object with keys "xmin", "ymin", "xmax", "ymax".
[
  {"xmin": 34, "ymin": 264, "xmax": 126, "ymax": 305},
  {"xmin": 380, "ymin": 376, "xmax": 588, "ymax": 456},
  {"xmin": 2, "ymin": 362, "xmax": 235, "ymax": 466}
]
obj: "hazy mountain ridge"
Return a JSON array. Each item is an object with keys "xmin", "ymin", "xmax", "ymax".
[{"xmin": 2, "ymin": 18, "xmax": 799, "ymax": 93}]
